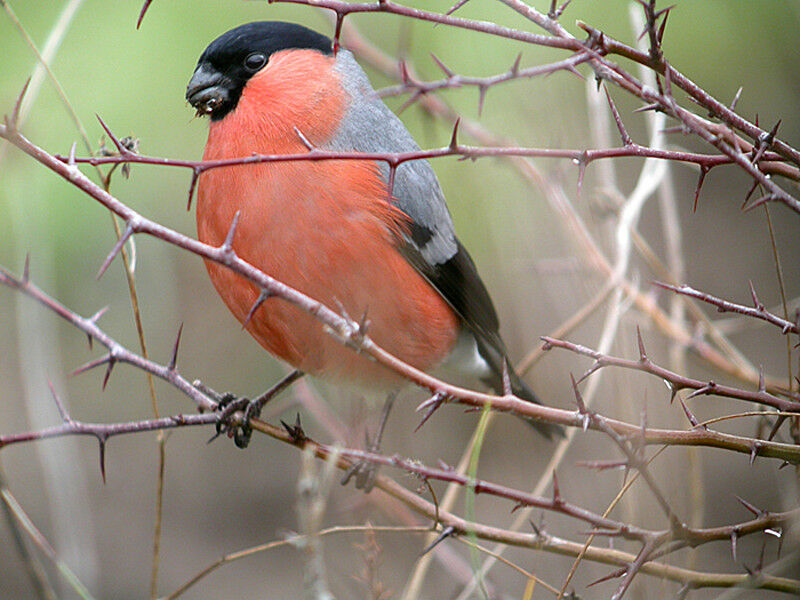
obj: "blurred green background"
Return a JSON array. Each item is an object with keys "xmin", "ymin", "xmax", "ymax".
[{"xmin": 1, "ymin": 1, "xmax": 799, "ymax": 598}]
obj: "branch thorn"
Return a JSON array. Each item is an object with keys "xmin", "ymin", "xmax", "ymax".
[
  {"xmin": 588, "ymin": 567, "xmax": 625, "ymax": 587},
  {"xmin": 102, "ymin": 357, "xmax": 116, "ymax": 390},
  {"xmin": 749, "ymin": 442, "xmax": 761, "ymax": 465},
  {"xmin": 72, "ymin": 354, "xmax": 111, "ymax": 377},
  {"xmin": 449, "ymin": 118, "xmax": 460, "ymax": 150},
  {"xmin": 281, "ymin": 412, "xmax": 307, "ymax": 443},
  {"xmin": 576, "ymin": 156, "xmax": 587, "ymax": 200},
  {"xmin": 243, "ymin": 288, "xmax": 272, "ymax": 328},
  {"xmin": 221, "ymin": 210, "xmax": 241, "ymax": 257},
  {"xmin": 430, "ymin": 53, "xmax": 454, "ymax": 78},
  {"xmin": 136, "ymin": 0, "xmax": 153, "ymax": 29},
  {"xmin": 575, "ymin": 361, "xmax": 601, "ymax": 386},
  {"xmin": 686, "ymin": 383, "xmax": 714, "ymax": 400},
  {"xmin": 767, "ymin": 415, "xmax": 787, "ymax": 442},
  {"xmin": 294, "ymin": 126, "xmax": 315, "ymax": 151},
  {"xmin": 667, "ymin": 382, "xmax": 683, "ymax": 404},
  {"xmin": 604, "ymin": 88, "xmax": 632, "ymax": 146},
  {"xmin": 85, "ymin": 306, "xmax": 109, "ymax": 350},
  {"xmin": 569, "ymin": 373, "xmax": 587, "ymax": 414},
  {"xmin": 528, "ymin": 516, "xmax": 546, "ymax": 539},
  {"xmin": 735, "ymin": 495, "xmax": 762, "ymax": 517},
  {"xmin": 742, "ymin": 193, "xmax": 775, "ymax": 213},
  {"xmin": 168, "ymin": 323, "xmax": 183, "ymax": 371},
  {"xmin": 633, "ymin": 102, "xmax": 661, "ymax": 114},
  {"xmin": 332, "ymin": 13, "xmax": 344, "ymax": 55},
  {"xmin": 477, "ymin": 85, "xmax": 487, "ymax": 116},
  {"xmin": 97, "ymin": 224, "xmax": 134, "ymax": 279},
  {"xmin": 730, "ymin": 86, "xmax": 743, "ymax": 112},
  {"xmin": 655, "ymin": 5, "xmax": 674, "ymax": 48},
  {"xmin": 445, "ymin": 0, "xmax": 470, "ymax": 17},
  {"xmin": 98, "ymin": 436, "xmax": 107, "ymax": 483},
  {"xmin": 186, "ymin": 167, "xmax": 201, "ymax": 211},
  {"xmin": 415, "ymin": 391, "xmax": 448, "ymax": 432},
  {"xmin": 549, "ymin": 0, "xmax": 573, "ymax": 19},
  {"xmin": 692, "ymin": 166, "xmax": 709, "ymax": 212},
  {"xmin": 67, "ymin": 141, "xmax": 78, "ymax": 167},
  {"xmin": 386, "ymin": 164, "xmax": 397, "ymax": 202},
  {"xmin": 398, "ymin": 59, "xmax": 411, "ymax": 85},
  {"xmin": 749, "ymin": 280, "xmax": 764, "ymax": 310},
  {"xmin": 636, "ymin": 326, "xmax": 647, "ymax": 362},
  {"xmin": 751, "ymin": 119, "xmax": 781, "ymax": 164},
  {"xmin": 22, "ymin": 253, "xmax": 30, "ymax": 284},
  {"xmin": 5, "ymin": 77, "xmax": 31, "ymax": 133},
  {"xmin": 419, "ymin": 525, "xmax": 455, "ymax": 556},
  {"xmin": 739, "ymin": 179, "xmax": 760, "ymax": 211},
  {"xmin": 47, "ymin": 378, "xmax": 71, "ymax": 422},
  {"xmin": 96, "ymin": 114, "xmax": 129, "ymax": 155},
  {"xmin": 552, "ymin": 469, "xmax": 562, "ymax": 505},
  {"xmin": 678, "ymin": 397, "xmax": 703, "ymax": 429}
]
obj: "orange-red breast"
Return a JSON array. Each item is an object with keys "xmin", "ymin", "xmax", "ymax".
[{"xmin": 186, "ymin": 21, "xmax": 559, "ymax": 437}]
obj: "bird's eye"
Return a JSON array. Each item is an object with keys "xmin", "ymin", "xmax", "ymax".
[{"xmin": 244, "ymin": 52, "xmax": 267, "ymax": 72}]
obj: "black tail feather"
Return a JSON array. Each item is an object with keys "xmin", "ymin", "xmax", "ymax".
[{"xmin": 481, "ymin": 359, "xmax": 565, "ymax": 439}]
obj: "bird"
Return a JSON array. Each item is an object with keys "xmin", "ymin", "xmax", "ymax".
[{"xmin": 185, "ymin": 21, "xmax": 560, "ymax": 476}]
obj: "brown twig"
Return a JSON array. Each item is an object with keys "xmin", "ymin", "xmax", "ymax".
[
  {"xmin": 0, "ymin": 265, "xmax": 216, "ymax": 413},
  {"xmin": 264, "ymin": 0, "xmax": 800, "ymax": 214},
  {"xmin": 656, "ymin": 282, "xmax": 799, "ymax": 336},
  {"xmin": 542, "ymin": 335, "xmax": 800, "ymax": 412},
  {"xmin": 3, "ymin": 277, "xmax": 796, "ymax": 594}
]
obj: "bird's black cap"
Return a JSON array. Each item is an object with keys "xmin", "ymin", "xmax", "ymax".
[
  {"xmin": 187, "ymin": 22, "xmax": 333, "ymax": 120},
  {"xmin": 199, "ymin": 21, "xmax": 332, "ymax": 67}
]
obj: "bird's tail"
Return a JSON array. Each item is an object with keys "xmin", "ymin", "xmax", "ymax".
[
  {"xmin": 468, "ymin": 331, "xmax": 564, "ymax": 438},
  {"xmin": 479, "ymin": 352, "xmax": 564, "ymax": 439},
  {"xmin": 503, "ymin": 367, "xmax": 565, "ymax": 439}
]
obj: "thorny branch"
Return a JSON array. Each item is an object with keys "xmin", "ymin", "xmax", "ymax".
[
  {"xmin": 2, "ymin": 216, "xmax": 800, "ymax": 465},
  {"xmin": 235, "ymin": 0, "xmax": 800, "ymax": 215},
  {"xmin": 0, "ymin": 267, "xmax": 215, "ymax": 413},
  {"xmin": 542, "ymin": 335, "xmax": 800, "ymax": 414},
  {"xmin": 2, "ymin": 261, "xmax": 798, "ymax": 593},
  {"xmin": 0, "ymin": 270, "xmax": 797, "ymax": 593},
  {"xmin": 657, "ymin": 281, "xmax": 800, "ymax": 337},
  {"xmin": 46, "ymin": 120, "xmax": 797, "ymax": 214}
]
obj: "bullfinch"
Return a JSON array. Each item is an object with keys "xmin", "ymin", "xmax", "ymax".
[{"xmin": 185, "ymin": 21, "xmax": 560, "ymax": 458}]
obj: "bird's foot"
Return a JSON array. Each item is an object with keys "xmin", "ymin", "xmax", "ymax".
[
  {"xmin": 212, "ymin": 393, "xmax": 262, "ymax": 448},
  {"xmin": 202, "ymin": 370, "xmax": 305, "ymax": 449},
  {"xmin": 341, "ymin": 393, "xmax": 396, "ymax": 493},
  {"xmin": 341, "ymin": 429, "xmax": 382, "ymax": 493}
]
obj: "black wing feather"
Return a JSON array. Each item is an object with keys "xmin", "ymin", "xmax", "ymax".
[{"xmin": 402, "ymin": 224, "xmax": 563, "ymax": 439}]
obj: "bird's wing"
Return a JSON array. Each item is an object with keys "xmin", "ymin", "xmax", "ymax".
[
  {"xmin": 326, "ymin": 50, "xmax": 563, "ymax": 438},
  {"xmin": 329, "ymin": 52, "xmax": 564, "ymax": 438},
  {"xmin": 329, "ymin": 52, "xmax": 505, "ymax": 374}
]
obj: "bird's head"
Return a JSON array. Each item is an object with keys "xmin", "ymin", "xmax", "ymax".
[{"xmin": 186, "ymin": 21, "xmax": 333, "ymax": 121}]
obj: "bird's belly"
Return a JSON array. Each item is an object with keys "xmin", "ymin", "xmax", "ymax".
[{"xmin": 197, "ymin": 160, "xmax": 460, "ymax": 391}]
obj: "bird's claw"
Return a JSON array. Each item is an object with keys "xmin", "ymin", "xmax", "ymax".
[
  {"xmin": 341, "ymin": 429, "xmax": 381, "ymax": 493},
  {"xmin": 341, "ymin": 459, "xmax": 378, "ymax": 493},
  {"xmin": 213, "ymin": 393, "xmax": 259, "ymax": 448}
]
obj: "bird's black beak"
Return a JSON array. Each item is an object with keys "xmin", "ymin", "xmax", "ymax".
[{"xmin": 186, "ymin": 63, "xmax": 229, "ymax": 116}]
